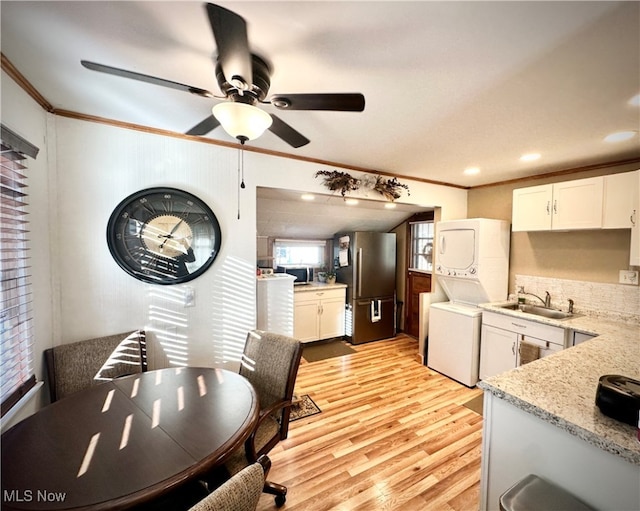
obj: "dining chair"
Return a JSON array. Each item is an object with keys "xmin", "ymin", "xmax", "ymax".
[
  {"xmin": 44, "ymin": 330, "xmax": 146, "ymax": 402},
  {"xmin": 189, "ymin": 456, "xmax": 271, "ymax": 511},
  {"xmin": 224, "ymin": 329, "xmax": 303, "ymax": 507}
]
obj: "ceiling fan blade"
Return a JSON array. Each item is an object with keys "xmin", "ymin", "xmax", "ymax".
[
  {"xmin": 269, "ymin": 93, "xmax": 365, "ymax": 111},
  {"xmin": 81, "ymin": 60, "xmax": 216, "ymax": 98},
  {"xmin": 268, "ymin": 115, "xmax": 310, "ymax": 148},
  {"xmin": 206, "ymin": 3, "xmax": 253, "ymax": 91},
  {"xmin": 185, "ymin": 115, "xmax": 221, "ymax": 136}
]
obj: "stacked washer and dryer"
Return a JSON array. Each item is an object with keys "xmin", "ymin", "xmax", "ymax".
[{"xmin": 427, "ymin": 218, "xmax": 510, "ymax": 387}]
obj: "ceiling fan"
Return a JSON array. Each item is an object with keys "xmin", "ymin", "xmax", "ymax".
[{"xmin": 81, "ymin": 3, "xmax": 365, "ymax": 148}]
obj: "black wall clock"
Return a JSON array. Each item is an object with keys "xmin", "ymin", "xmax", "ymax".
[{"xmin": 107, "ymin": 187, "xmax": 222, "ymax": 285}]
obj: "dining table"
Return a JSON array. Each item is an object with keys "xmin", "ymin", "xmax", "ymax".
[{"xmin": 1, "ymin": 367, "xmax": 259, "ymax": 510}]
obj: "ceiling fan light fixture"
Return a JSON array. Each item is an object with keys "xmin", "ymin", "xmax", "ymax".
[
  {"xmin": 212, "ymin": 102, "xmax": 273, "ymax": 141},
  {"xmin": 520, "ymin": 153, "xmax": 541, "ymax": 162},
  {"xmin": 604, "ymin": 130, "xmax": 637, "ymax": 143}
]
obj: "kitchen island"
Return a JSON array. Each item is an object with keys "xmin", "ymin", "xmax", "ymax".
[{"xmin": 477, "ymin": 303, "xmax": 639, "ymax": 511}]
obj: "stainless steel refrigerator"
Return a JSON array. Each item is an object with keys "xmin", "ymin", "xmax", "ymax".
[{"xmin": 333, "ymin": 231, "xmax": 396, "ymax": 344}]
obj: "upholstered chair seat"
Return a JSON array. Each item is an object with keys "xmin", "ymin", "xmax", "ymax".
[
  {"xmin": 224, "ymin": 330, "xmax": 303, "ymax": 507},
  {"xmin": 189, "ymin": 456, "xmax": 270, "ymax": 511}
]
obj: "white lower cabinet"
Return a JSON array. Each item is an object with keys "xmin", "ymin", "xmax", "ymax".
[
  {"xmin": 480, "ymin": 311, "xmax": 566, "ymax": 380},
  {"xmin": 294, "ymin": 287, "xmax": 346, "ymax": 342},
  {"xmin": 480, "ymin": 393, "xmax": 639, "ymax": 511},
  {"xmin": 479, "ymin": 324, "xmax": 516, "ymax": 381}
]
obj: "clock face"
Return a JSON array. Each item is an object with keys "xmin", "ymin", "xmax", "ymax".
[{"xmin": 107, "ymin": 188, "xmax": 222, "ymax": 284}]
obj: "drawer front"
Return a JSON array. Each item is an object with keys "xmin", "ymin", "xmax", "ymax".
[
  {"xmin": 295, "ymin": 287, "xmax": 346, "ymax": 303},
  {"xmin": 482, "ymin": 311, "xmax": 565, "ymax": 345}
]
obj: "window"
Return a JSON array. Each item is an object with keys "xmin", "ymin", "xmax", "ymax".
[
  {"xmin": 274, "ymin": 239, "xmax": 326, "ymax": 267},
  {"xmin": 409, "ymin": 221, "xmax": 434, "ymax": 271},
  {"xmin": 1, "ymin": 125, "xmax": 39, "ymax": 417}
]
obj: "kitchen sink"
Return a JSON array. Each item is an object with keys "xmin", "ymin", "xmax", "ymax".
[{"xmin": 498, "ymin": 303, "xmax": 579, "ymax": 320}]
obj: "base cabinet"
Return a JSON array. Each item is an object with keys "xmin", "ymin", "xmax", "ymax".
[
  {"xmin": 479, "ymin": 324, "xmax": 516, "ymax": 381},
  {"xmin": 479, "ymin": 311, "xmax": 566, "ymax": 380},
  {"xmin": 480, "ymin": 393, "xmax": 639, "ymax": 511},
  {"xmin": 294, "ymin": 287, "xmax": 346, "ymax": 342}
]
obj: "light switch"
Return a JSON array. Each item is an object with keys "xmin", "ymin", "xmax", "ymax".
[{"xmin": 184, "ymin": 286, "xmax": 195, "ymax": 307}]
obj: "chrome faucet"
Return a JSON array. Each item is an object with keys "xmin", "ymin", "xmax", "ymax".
[
  {"xmin": 568, "ymin": 299, "xmax": 574, "ymax": 314},
  {"xmin": 519, "ymin": 287, "xmax": 552, "ymax": 308}
]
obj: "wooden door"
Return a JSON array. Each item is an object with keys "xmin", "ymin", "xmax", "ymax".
[{"xmin": 404, "ymin": 270, "xmax": 431, "ymax": 338}]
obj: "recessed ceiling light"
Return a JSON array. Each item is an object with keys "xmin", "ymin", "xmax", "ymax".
[
  {"xmin": 300, "ymin": 193, "xmax": 315, "ymax": 201},
  {"xmin": 628, "ymin": 94, "xmax": 640, "ymax": 107},
  {"xmin": 384, "ymin": 202, "xmax": 397, "ymax": 209},
  {"xmin": 604, "ymin": 131, "xmax": 637, "ymax": 143},
  {"xmin": 463, "ymin": 167, "xmax": 480, "ymax": 175},
  {"xmin": 520, "ymin": 153, "xmax": 541, "ymax": 162},
  {"xmin": 345, "ymin": 198, "xmax": 359, "ymax": 206}
]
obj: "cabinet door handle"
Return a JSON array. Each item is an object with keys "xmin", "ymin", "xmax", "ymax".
[
  {"xmin": 546, "ymin": 201, "xmax": 550, "ymax": 215},
  {"xmin": 553, "ymin": 200, "xmax": 557, "ymax": 214},
  {"xmin": 512, "ymin": 342, "xmax": 516, "ymax": 355},
  {"xmin": 631, "ymin": 209, "xmax": 637, "ymax": 227}
]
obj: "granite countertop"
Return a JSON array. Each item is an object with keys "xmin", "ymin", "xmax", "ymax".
[
  {"xmin": 293, "ymin": 282, "xmax": 347, "ymax": 292},
  {"xmin": 478, "ymin": 301, "xmax": 640, "ymax": 465}
]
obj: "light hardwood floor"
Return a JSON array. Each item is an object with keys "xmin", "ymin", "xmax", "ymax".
[{"xmin": 256, "ymin": 335, "xmax": 483, "ymax": 511}]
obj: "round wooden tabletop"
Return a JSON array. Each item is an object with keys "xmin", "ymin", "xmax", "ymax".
[{"xmin": 1, "ymin": 367, "xmax": 259, "ymax": 510}]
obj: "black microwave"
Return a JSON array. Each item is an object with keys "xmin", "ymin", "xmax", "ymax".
[{"xmin": 276, "ymin": 266, "xmax": 314, "ymax": 285}]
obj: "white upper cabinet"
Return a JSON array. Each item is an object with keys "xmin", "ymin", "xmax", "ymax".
[
  {"xmin": 512, "ymin": 177, "xmax": 603, "ymax": 232},
  {"xmin": 629, "ymin": 171, "xmax": 640, "ymax": 266},
  {"xmin": 552, "ymin": 177, "xmax": 603, "ymax": 230},
  {"xmin": 602, "ymin": 170, "xmax": 639, "ymax": 229},
  {"xmin": 512, "ymin": 184, "xmax": 553, "ymax": 231}
]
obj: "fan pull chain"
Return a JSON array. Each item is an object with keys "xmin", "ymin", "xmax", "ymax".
[
  {"xmin": 237, "ymin": 138, "xmax": 247, "ymax": 220},
  {"xmin": 240, "ymin": 142, "xmax": 246, "ymax": 189},
  {"xmin": 237, "ymin": 145, "xmax": 241, "ymax": 219}
]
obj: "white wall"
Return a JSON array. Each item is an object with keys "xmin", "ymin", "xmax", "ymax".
[
  {"xmin": 2, "ymin": 71, "xmax": 467, "ymax": 418},
  {"xmin": 1, "ymin": 71, "xmax": 53, "ymax": 424},
  {"xmin": 53, "ymin": 119, "xmax": 466, "ymax": 367}
]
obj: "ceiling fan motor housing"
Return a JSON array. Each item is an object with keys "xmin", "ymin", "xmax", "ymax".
[{"xmin": 216, "ymin": 54, "xmax": 271, "ymax": 105}]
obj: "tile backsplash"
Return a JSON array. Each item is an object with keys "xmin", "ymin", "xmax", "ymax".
[{"xmin": 514, "ymin": 275, "xmax": 640, "ymax": 325}]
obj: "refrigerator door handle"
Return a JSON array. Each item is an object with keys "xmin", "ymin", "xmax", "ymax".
[{"xmin": 357, "ymin": 248, "xmax": 363, "ymax": 298}]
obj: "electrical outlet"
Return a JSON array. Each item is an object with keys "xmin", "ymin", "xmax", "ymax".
[{"xmin": 618, "ymin": 270, "xmax": 639, "ymax": 285}]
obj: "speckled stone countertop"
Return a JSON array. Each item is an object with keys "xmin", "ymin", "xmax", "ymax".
[
  {"xmin": 293, "ymin": 282, "xmax": 347, "ymax": 292},
  {"xmin": 478, "ymin": 301, "xmax": 640, "ymax": 466}
]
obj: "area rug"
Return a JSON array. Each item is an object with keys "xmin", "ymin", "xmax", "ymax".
[
  {"xmin": 462, "ymin": 394, "xmax": 484, "ymax": 416},
  {"xmin": 290, "ymin": 394, "xmax": 321, "ymax": 421},
  {"xmin": 302, "ymin": 339, "xmax": 356, "ymax": 362}
]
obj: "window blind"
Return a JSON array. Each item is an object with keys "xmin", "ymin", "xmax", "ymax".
[{"xmin": 0, "ymin": 136, "xmax": 36, "ymax": 417}]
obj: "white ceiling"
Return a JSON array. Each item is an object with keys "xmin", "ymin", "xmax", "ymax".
[
  {"xmin": 257, "ymin": 187, "xmax": 430, "ymax": 239},
  {"xmin": 2, "ymin": 1, "xmax": 639, "ymax": 190}
]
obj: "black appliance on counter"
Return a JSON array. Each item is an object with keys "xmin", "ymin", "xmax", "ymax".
[
  {"xmin": 595, "ymin": 374, "xmax": 640, "ymax": 426},
  {"xmin": 276, "ymin": 266, "xmax": 314, "ymax": 285},
  {"xmin": 334, "ymin": 231, "xmax": 396, "ymax": 344}
]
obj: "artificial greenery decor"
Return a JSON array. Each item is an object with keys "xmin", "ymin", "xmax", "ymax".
[
  {"xmin": 373, "ymin": 176, "xmax": 411, "ymax": 201},
  {"xmin": 315, "ymin": 170, "xmax": 410, "ymax": 201},
  {"xmin": 314, "ymin": 170, "xmax": 361, "ymax": 197}
]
